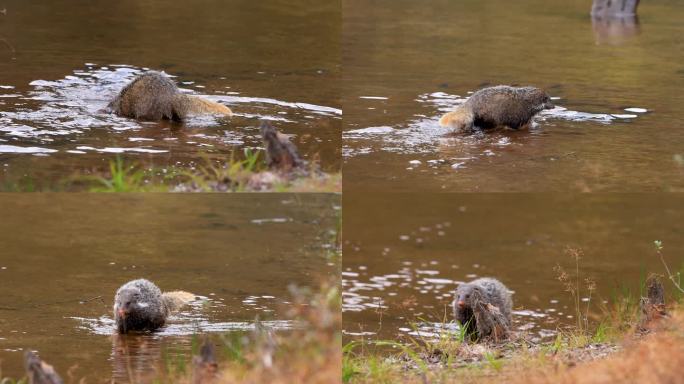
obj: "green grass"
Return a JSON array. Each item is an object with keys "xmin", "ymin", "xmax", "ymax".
[
  {"xmin": 342, "ymin": 246, "xmax": 660, "ymax": 384},
  {"xmin": 677, "ymin": 261, "xmax": 684, "ymax": 303},
  {"xmin": 0, "ymin": 377, "xmax": 26, "ymax": 384},
  {"xmin": 655, "ymin": 240, "xmax": 684, "ymax": 302},
  {"xmin": 179, "ymin": 148, "xmax": 266, "ymax": 192},
  {"xmin": 220, "ymin": 332, "xmax": 247, "ymax": 364},
  {"xmin": 88, "ymin": 156, "xmax": 148, "ymax": 192},
  {"xmin": 342, "ymin": 342, "xmax": 359, "ymax": 383},
  {"xmin": 160, "ymin": 346, "xmax": 188, "ymax": 378},
  {"xmin": 62, "ymin": 149, "xmax": 339, "ymax": 193},
  {"xmin": 483, "ymin": 351, "xmax": 504, "ymax": 372},
  {"xmin": 1, "ymin": 177, "xmax": 36, "ymax": 192},
  {"xmin": 591, "ymin": 321, "xmax": 609, "ymax": 343}
]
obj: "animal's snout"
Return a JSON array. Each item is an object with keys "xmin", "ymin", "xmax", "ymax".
[
  {"xmin": 544, "ymin": 102, "xmax": 555, "ymax": 110},
  {"xmin": 457, "ymin": 300, "xmax": 465, "ymax": 308},
  {"xmin": 117, "ymin": 308, "xmax": 127, "ymax": 317}
]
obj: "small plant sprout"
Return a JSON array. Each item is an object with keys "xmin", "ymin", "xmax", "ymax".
[
  {"xmin": 555, "ymin": 248, "xmax": 598, "ymax": 333},
  {"xmin": 483, "ymin": 351, "xmax": 503, "ymax": 372},
  {"xmin": 88, "ymin": 155, "xmax": 148, "ymax": 192},
  {"xmin": 654, "ymin": 240, "xmax": 684, "ymax": 295}
]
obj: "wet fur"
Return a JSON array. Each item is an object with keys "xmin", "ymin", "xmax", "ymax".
[
  {"xmin": 453, "ymin": 277, "xmax": 513, "ymax": 339},
  {"xmin": 439, "ymin": 86, "xmax": 553, "ymax": 133},
  {"xmin": 107, "ymin": 72, "xmax": 232, "ymax": 121},
  {"xmin": 113, "ymin": 279, "xmax": 194, "ymax": 333}
]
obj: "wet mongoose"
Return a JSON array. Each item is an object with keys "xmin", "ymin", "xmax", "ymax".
[
  {"xmin": 106, "ymin": 72, "xmax": 232, "ymax": 122},
  {"xmin": 453, "ymin": 277, "xmax": 513, "ymax": 339},
  {"xmin": 113, "ymin": 279, "xmax": 196, "ymax": 333},
  {"xmin": 439, "ymin": 86, "xmax": 554, "ymax": 133}
]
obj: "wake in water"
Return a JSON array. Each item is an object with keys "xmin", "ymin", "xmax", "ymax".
[
  {"xmin": 70, "ymin": 295, "xmax": 298, "ymax": 336},
  {"xmin": 0, "ymin": 64, "xmax": 341, "ymax": 155},
  {"xmin": 343, "ymin": 91, "xmax": 647, "ymax": 169}
]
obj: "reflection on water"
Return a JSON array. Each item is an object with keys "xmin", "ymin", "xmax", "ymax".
[
  {"xmin": 591, "ymin": 15, "xmax": 640, "ymax": 45},
  {"xmin": 88, "ymin": 319, "xmax": 295, "ymax": 382},
  {"xmin": 70, "ymin": 294, "xmax": 298, "ymax": 336},
  {"xmin": 343, "ymin": 0, "xmax": 684, "ymax": 192},
  {"xmin": 0, "ymin": 0, "xmax": 341, "ymax": 187},
  {"xmin": 342, "ymin": 193, "xmax": 684, "ymax": 344},
  {"xmin": 0, "ymin": 194, "xmax": 339, "ymax": 381}
]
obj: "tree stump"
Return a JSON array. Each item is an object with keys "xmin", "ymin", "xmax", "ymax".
[
  {"xmin": 591, "ymin": 0, "xmax": 639, "ymax": 17},
  {"xmin": 192, "ymin": 339, "xmax": 218, "ymax": 384},
  {"xmin": 260, "ymin": 121, "xmax": 305, "ymax": 173},
  {"xmin": 24, "ymin": 351, "xmax": 63, "ymax": 384},
  {"xmin": 639, "ymin": 274, "xmax": 668, "ymax": 330}
]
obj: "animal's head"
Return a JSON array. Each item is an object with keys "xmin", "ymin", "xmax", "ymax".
[
  {"xmin": 455, "ymin": 283, "xmax": 481, "ymax": 309},
  {"xmin": 114, "ymin": 285, "xmax": 149, "ymax": 321},
  {"xmin": 523, "ymin": 87, "xmax": 555, "ymax": 110}
]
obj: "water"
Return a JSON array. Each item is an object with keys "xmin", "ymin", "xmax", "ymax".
[
  {"xmin": 342, "ymin": 193, "xmax": 684, "ymax": 343},
  {"xmin": 342, "ymin": 0, "xmax": 684, "ymax": 192},
  {"xmin": 0, "ymin": 0, "xmax": 340, "ymax": 189},
  {"xmin": 0, "ymin": 194, "xmax": 340, "ymax": 381}
]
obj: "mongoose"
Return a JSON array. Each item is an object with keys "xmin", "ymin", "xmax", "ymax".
[
  {"xmin": 453, "ymin": 277, "xmax": 513, "ymax": 340},
  {"xmin": 113, "ymin": 279, "xmax": 196, "ymax": 333},
  {"xmin": 106, "ymin": 72, "xmax": 232, "ymax": 122},
  {"xmin": 439, "ymin": 86, "xmax": 554, "ymax": 133}
]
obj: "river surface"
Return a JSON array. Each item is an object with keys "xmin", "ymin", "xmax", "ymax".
[
  {"xmin": 0, "ymin": 194, "xmax": 339, "ymax": 381},
  {"xmin": 342, "ymin": 0, "xmax": 684, "ymax": 192},
  {"xmin": 0, "ymin": 0, "xmax": 340, "ymax": 190},
  {"xmin": 342, "ymin": 193, "xmax": 684, "ymax": 343}
]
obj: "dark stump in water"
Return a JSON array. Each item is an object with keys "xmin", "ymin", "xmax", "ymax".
[
  {"xmin": 261, "ymin": 121, "xmax": 306, "ymax": 173},
  {"xmin": 192, "ymin": 339, "xmax": 219, "ymax": 384},
  {"xmin": 24, "ymin": 351, "xmax": 63, "ymax": 384},
  {"xmin": 639, "ymin": 274, "xmax": 668, "ymax": 331}
]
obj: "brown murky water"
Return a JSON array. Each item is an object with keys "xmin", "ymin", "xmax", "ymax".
[
  {"xmin": 342, "ymin": 0, "xmax": 684, "ymax": 192},
  {"xmin": 0, "ymin": 194, "xmax": 339, "ymax": 381},
  {"xmin": 342, "ymin": 193, "xmax": 684, "ymax": 343},
  {"xmin": 0, "ymin": 0, "xmax": 340, "ymax": 190}
]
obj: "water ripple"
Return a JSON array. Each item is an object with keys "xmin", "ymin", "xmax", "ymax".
[
  {"xmin": 343, "ymin": 91, "xmax": 646, "ymax": 163},
  {"xmin": 0, "ymin": 64, "xmax": 340, "ymax": 156}
]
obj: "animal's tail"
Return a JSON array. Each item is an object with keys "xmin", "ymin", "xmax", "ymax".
[
  {"xmin": 162, "ymin": 291, "xmax": 197, "ymax": 313},
  {"xmin": 438, "ymin": 107, "xmax": 474, "ymax": 131},
  {"xmin": 182, "ymin": 95, "xmax": 233, "ymax": 116}
]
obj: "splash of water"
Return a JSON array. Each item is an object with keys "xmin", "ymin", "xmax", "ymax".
[
  {"xmin": 0, "ymin": 64, "xmax": 340, "ymax": 156},
  {"xmin": 343, "ymin": 91, "xmax": 647, "ymax": 170}
]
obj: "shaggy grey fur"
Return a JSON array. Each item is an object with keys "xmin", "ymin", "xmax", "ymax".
[
  {"xmin": 453, "ymin": 277, "xmax": 513, "ymax": 340},
  {"xmin": 113, "ymin": 279, "xmax": 169, "ymax": 333},
  {"xmin": 466, "ymin": 86, "xmax": 553, "ymax": 130},
  {"xmin": 107, "ymin": 72, "xmax": 190, "ymax": 121}
]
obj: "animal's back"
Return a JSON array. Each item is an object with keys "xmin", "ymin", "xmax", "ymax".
[
  {"xmin": 107, "ymin": 72, "xmax": 232, "ymax": 121},
  {"xmin": 470, "ymin": 277, "xmax": 513, "ymax": 323},
  {"xmin": 466, "ymin": 86, "xmax": 540, "ymax": 129},
  {"xmin": 109, "ymin": 72, "xmax": 180, "ymax": 121}
]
